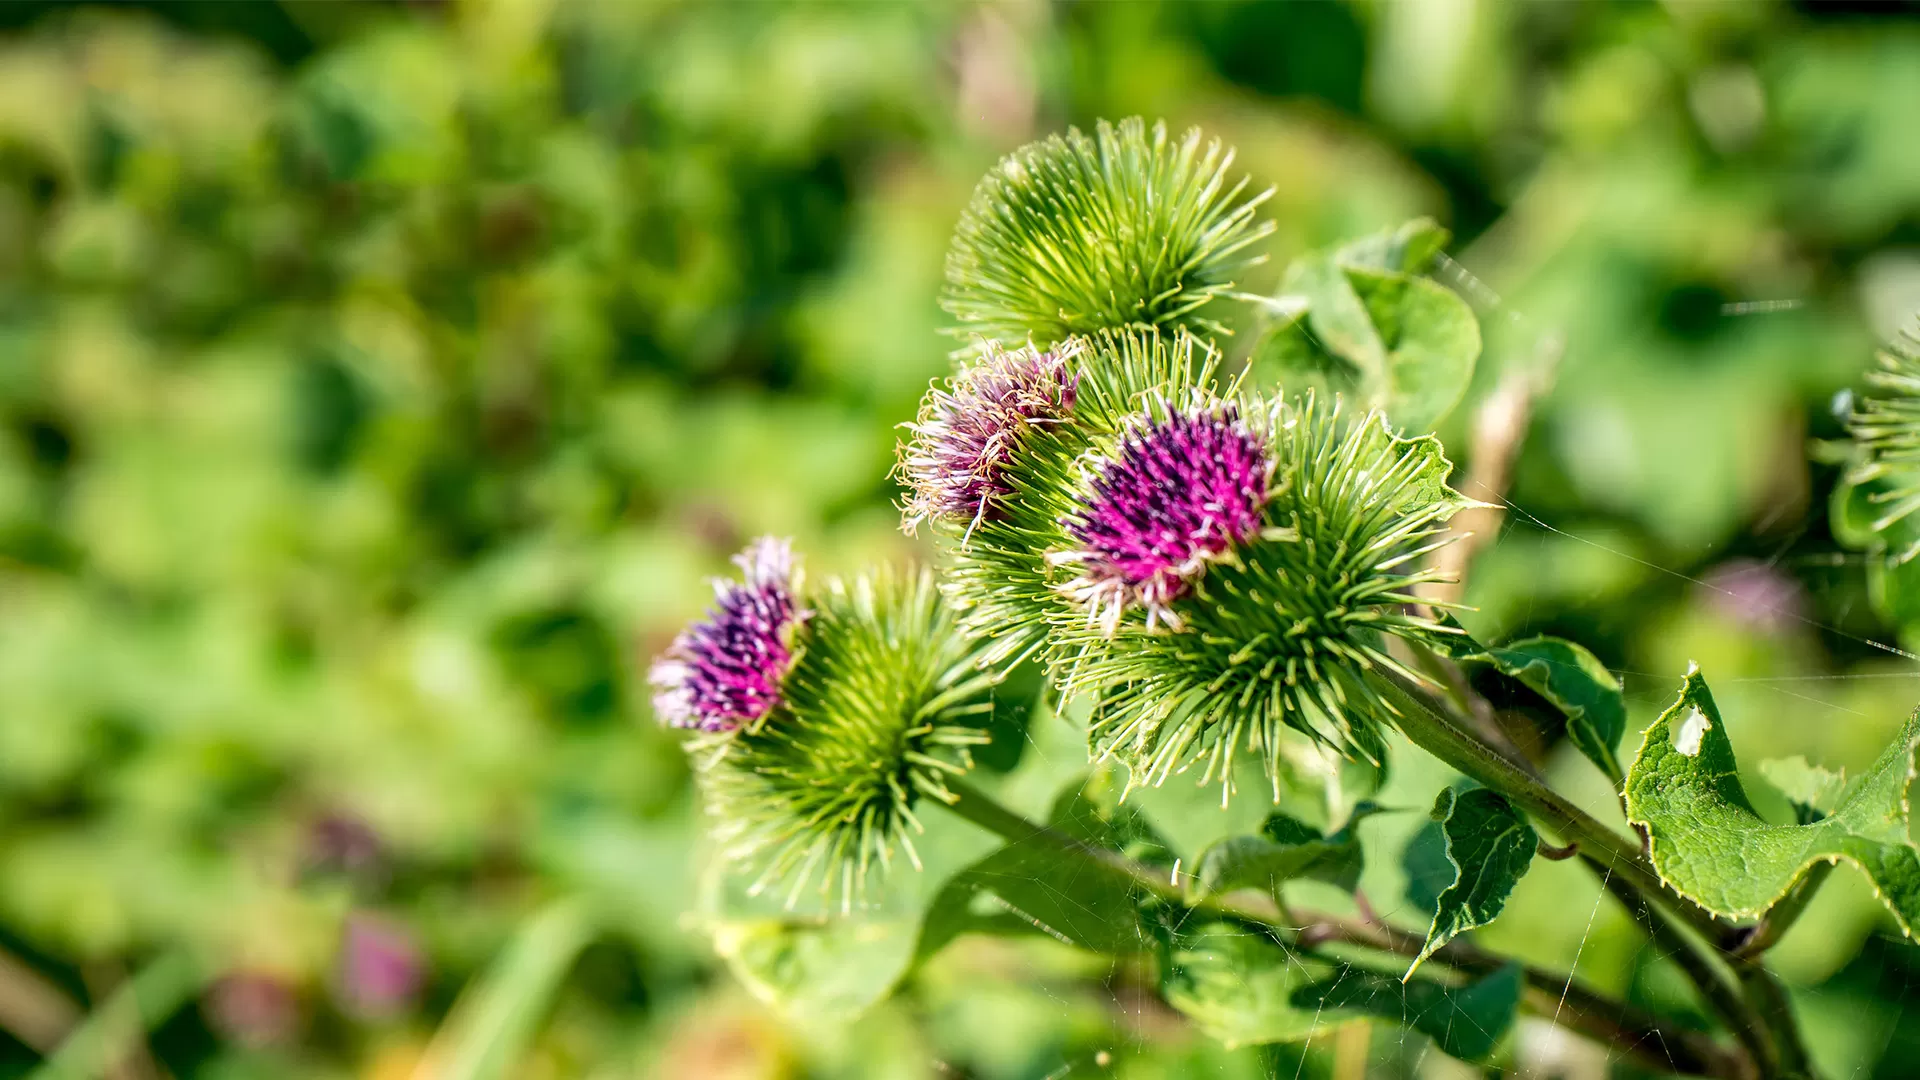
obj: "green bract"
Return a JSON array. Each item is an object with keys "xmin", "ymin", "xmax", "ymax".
[
  {"xmin": 942, "ymin": 117, "xmax": 1274, "ymax": 347},
  {"xmin": 1844, "ymin": 326, "xmax": 1920, "ymax": 558},
  {"xmin": 693, "ymin": 567, "xmax": 997, "ymax": 910},
  {"xmin": 930, "ymin": 328, "xmax": 1224, "ymax": 665},
  {"xmin": 1623, "ymin": 666, "xmax": 1920, "ymax": 934},
  {"xmin": 1056, "ymin": 393, "xmax": 1475, "ymax": 798}
]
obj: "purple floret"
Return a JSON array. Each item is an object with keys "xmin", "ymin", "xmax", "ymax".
[
  {"xmin": 650, "ymin": 537, "xmax": 807, "ymax": 732},
  {"xmin": 1057, "ymin": 401, "xmax": 1272, "ymax": 633},
  {"xmin": 900, "ymin": 340, "xmax": 1083, "ymax": 535}
]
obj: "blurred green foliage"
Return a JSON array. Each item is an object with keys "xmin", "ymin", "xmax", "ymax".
[{"xmin": 0, "ymin": 1, "xmax": 1918, "ymax": 1077}]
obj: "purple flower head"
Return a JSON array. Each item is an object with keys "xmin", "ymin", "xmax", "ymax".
[
  {"xmin": 650, "ymin": 537, "xmax": 807, "ymax": 732},
  {"xmin": 337, "ymin": 913, "xmax": 424, "ymax": 1018},
  {"xmin": 1055, "ymin": 399, "xmax": 1273, "ymax": 633},
  {"xmin": 900, "ymin": 339, "xmax": 1083, "ymax": 535}
]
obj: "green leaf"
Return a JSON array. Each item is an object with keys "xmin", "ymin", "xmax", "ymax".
[
  {"xmin": 1251, "ymin": 220, "xmax": 1479, "ymax": 433},
  {"xmin": 425, "ymin": 899, "xmax": 597, "ymax": 1080},
  {"xmin": 1482, "ymin": 637, "xmax": 1628, "ymax": 782},
  {"xmin": 711, "ymin": 914, "xmax": 922, "ymax": 1026},
  {"xmin": 916, "ymin": 778, "xmax": 1165, "ymax": 959},
  {"xmin": 1410, "ymin": 788, "xmax": 1538, "ymax": 975},
  {"xmin": 1623, "ymin": 666, "xmax": 1920, "ymax": 932},
  {"xmin": 703, "ymin": 805, "xmax": 998, "ymax": 1025},
  {"xmin": 1345, "ymin": 268, "xmax": 1480, "ymax": 433},
  {"xmin": 1159, "ymin": 920, "xmax": 1356, "ymax": 1047},
  {"xmin": 1191, "ymin": 807, "xmax": 1375, "ymax": 899},
  {"xmin": 1334, "ymin": 217, "xmax": 1449, "ymax": 275},
  {"xmin": 1292, "ymin": 962, "xmax": 1524, "ymax": 1062},
  {"xmin": 1760, "ymin": 756, "xmax": 1848, "ymax": 824}
]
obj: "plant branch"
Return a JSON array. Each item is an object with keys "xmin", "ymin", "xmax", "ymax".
[
  {"xmin": 1379, "ymin": 672, "xmax": 1728, "ymax": 943},
  {"xmin": 1593, "ymin": 865, "xmax": 1770, "ymax": 1079},
  {"xmin": 942, "ymin": 780, "xmax": 1741, "ymax": 1079},
  {"xmin": 1292, "ymin": 906, "xmax": 1745, "ymax": 1079}
]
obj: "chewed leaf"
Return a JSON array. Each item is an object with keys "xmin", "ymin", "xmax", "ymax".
[
  {"xmin": 1293, "ymin": 961, "xmax": 1523, "ymax": 1063},
  {"xmin": 1191, "ymin": 807, "xmax": 1378, "ymax": 899},
  {"xmin": 1623, "ymin": 666, "xmax": 1920, "ymax": 932},
  {"xmin": 1409, "ymin": 788, "xmax": 1537, "ymax": 977},
  {"xmin": 1759, "ymin": 756, "xmax": 1848, "ymax": 824},
  {"xmin": 1484, "ymin": 637, "xmax": 1628, "ymax": 782}
]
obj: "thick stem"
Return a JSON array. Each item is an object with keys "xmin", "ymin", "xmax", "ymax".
[
  {"xmin": 1294, "ymin": 908, "xmax": 1745, "ymax": 1079},
  {"xmin": 1380, "ymin": 674, "xmax": 1729, "ymax": 943},
  {"xmin": 1734, "ymin": 963, "xmax": 1814, "ymax": 1079},
  {"xmin": 1595, "ymin": 867, "xmax": 1770, "ymax": 1079},
  {"xmin": 941, "ymin": 780, "xmax": 1742, "ymax": 1079}
]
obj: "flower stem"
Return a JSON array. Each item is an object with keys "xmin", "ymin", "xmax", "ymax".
[
  {"xmin": 940, "ymin": 779, "xmax": 1743, "ymax": 1078},
  {"xmin": 1379, "ymin": 673, "xmax": 1728, "ymax": 942}
]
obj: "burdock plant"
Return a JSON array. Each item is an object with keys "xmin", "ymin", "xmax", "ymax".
[
  {"xmin": 657, "ymin": 117, "xmax": 1898, "ymax": 1080},
  {"xmin": 656, "ymin": 540, "xmax": 994, "ymax": 910}
]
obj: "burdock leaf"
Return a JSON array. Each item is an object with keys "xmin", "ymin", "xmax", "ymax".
[
  {"xmin": 1192, "ymin": 808, "xmax": 1376, "ymax": 898},
  {"xmin": 1251, "ymin": 220, "xmax": 1478, "ymax": 433},
  {"xmin": 1159, "ymin": 920, "xmax": 1358, "ymax": 1047},
  {"xmin": 711, "ymin": 915, "xmax": 921, "ymax": 1026},
  {"xmin": 1334, "ymin": 217, "xmax": 1449, "ymax": 275},
  {"xmin": 1410, "ymin": 788, "xmax": 1538, "ymax": 976},
  {"xmin": 1623, "ymin": 666, "xmax": 1920, "ymax": 931},
  {"xmin": 915, "ymin": 779, "xmax": 1165, "ymax": 960},
  {"xmin": 1345, "ymin": 268, "xmax": 1480, "ymax": 433},
  {"xmin": 1759, "ymin": 756, "xmax": 1848, "ymax": 824},
  {"xmin": 1292, "ymin": 962, "xmax": 1523, "ymax": 1062},
  {"xmin": 1483, "ymin": 637, "xmax": 1628, "ymax": 782}
]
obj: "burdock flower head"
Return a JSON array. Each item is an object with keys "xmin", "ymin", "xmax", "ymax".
[
  {"xmin": 943, "ymin": 117, "xmax": 1274, "ymax": 346},
  {"xmin": 1054, "ymin": 393, "xmax": 1476, "ymax": 800},
  {"xmin": 1844, "ymin": 324, "xmax": 1920, "ymax": 559},
  {"xmin": 649, "ymin": 537, "xmax": 807, "ymax": 733},
  {"xmin": 898, "ymin": 338, "xmax": 1084, "ymax": 536},
  {"xmin": 1053, "ymin": 395, "xmax": 1277, "ymax": 634},
  {"xmin": 665, "ymin": 555, "xmax": 998, "ymax": 910}
]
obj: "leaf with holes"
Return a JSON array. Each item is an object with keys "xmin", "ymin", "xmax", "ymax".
[
  {"xmin": 1409, "ymin": 787, "xmax": 1538, "ymax": 976},
  {"xmin": 1623, "ymin": 666, "xmax": 1920, "ymax": 931},
  {"xmin": 1292, "ymin": 961, "xmax": 1523, "ymax": 1062}
]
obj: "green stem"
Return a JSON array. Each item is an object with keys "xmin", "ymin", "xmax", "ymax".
[
  {"xmin": 1734, "ymin": 963, "xmax": 1814, "ymax": 1079},
  {"xmin": 1380, "ymin": 674, "xmax": 1729, "ymax": 943},
  {"xmin": 942, "ymin": 780, "xmax": 1742, "ymax": 1079},
  {"xmin": 1594, "ymin": 866, "xmax": 1771, "ymax": 1079}
]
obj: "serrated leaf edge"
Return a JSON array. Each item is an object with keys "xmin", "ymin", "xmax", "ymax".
[{"xmin": 1623, "ymin": 663, "xmax": 1920, "ymax": 937}]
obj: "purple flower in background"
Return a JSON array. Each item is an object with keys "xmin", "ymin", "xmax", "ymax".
[
  {"xmin": 1700, "ymin": 558, "xmax": 1806, "ymax": 634},
  {"xmin": 899, "ymin": 339, "xmax": 1083, "ymax": 535},
  {"xmin": 1056, "ymin": 399, "xmax": 1273, "ymax": 633},
  {"xmin": 649, "ymin": 537, "xmax": 807, "ymax": 732},
  {"xmin": 338, "ymin": 913, "xmax": 424, "ymax": 1018},
  {"xmin": 301, "ymin": 811, "xmax": 384, "ymax": 886}
]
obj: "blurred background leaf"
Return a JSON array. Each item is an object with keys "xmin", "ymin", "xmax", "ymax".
[{"xmin": 0, "ymin": 1, "xmax": 1915, "ymax": 1077}]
